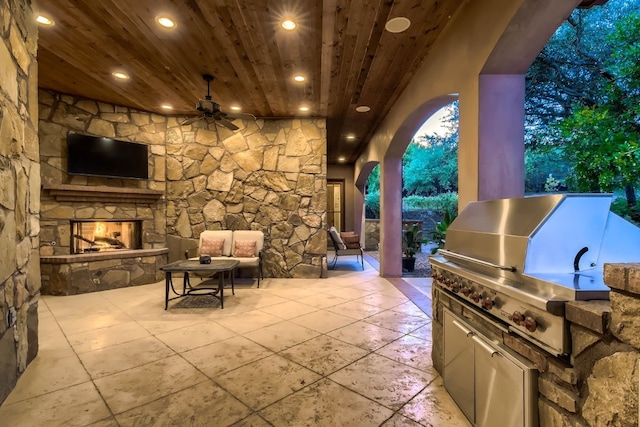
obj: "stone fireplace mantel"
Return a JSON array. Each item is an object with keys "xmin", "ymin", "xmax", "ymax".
[{"xmin": 42, "ymin": 183, "xmax": 163, "ymax": 203}]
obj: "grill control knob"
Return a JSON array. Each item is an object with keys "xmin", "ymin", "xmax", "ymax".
[
  {"xmin": 444, "ymin": 278, "xmax": 451, "ymax": 286},
  {"xmin": 511, "ymin": 311, "xmax": 525, "ymax": 325},
  {"xmin": 452, "ymin": 281, "xmax": 460, "ymax": 293},
  {"xmin": 524, "ymin": 317, "xmax": 538, "ymax": 332},
  {"xmin": 482, "ymin": 297, "xmax": 494, "ymax": 310},
  {"xmin": 461, "ymin": 286, "xmax": 471, "ymax": 296},
  {"xmin": 470, "ymin": 291, "xmax": 481, "ymax": 303}
]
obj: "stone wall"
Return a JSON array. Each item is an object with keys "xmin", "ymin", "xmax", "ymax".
[
  {"xmin": 166, "ymin": 118, "xmax": 327, "ymax": 278},
  {"xmin": 39, "ymin": 90, "xmax": 328, "ymax": 280},
  {"xmin": 38, "ymin": 90, "xmax": 167, "ymax": 255},
  {"xmin": 431, "ymin": 263, "xmax": 640, "ymax": 427},
  {"xmin": 0, "ymin": 0, "xmax": 41, "ymax": 404}
]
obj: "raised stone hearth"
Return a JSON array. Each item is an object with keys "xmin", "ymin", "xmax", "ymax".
[{"xmin": 40, "ymin": 248, "xmax": 168, "ymax": 296}]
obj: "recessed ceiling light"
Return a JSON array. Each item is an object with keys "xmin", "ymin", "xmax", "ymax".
[
  {"xmin": 112, "ymin": 71, "xmax": 129, "ymax": 80},
  {"xmin": 299, "ymin": 106, "xmax": 309, "ymax": 112},
  {"xmin": 293, "ymin": 75, "xmax": 305, "ymax": 82},
  {"xmin": 161, "ymin": 104, "xmax": 173, "ymax": 110},
  {"xmin": 281, "ymin": 19, "xmax": 296, "ymax": 30},
  {"xmin": 230, "ymin": 106, "xmax": 241, "ymax": 111},
  {"xmin": 338, "ymin": 156, "xmax": 346, "ymax": 162},
  {"xmin": 355, "ymin": 105, "xmax": 370, "ymax": 113},
  {"xmin": 346, "ymin": 134, "xmax": 356, "ymax": 140},
  {"xmin": 156, "ymin": 16, "xmax": 176, "ymax": 28},
  {"xmin": 385, "ymin": 17, "xmax": 411, "ymax": 33},
  {"xmin": 36, "ymin": 15, "xmax": 54, "ymax": 26}
]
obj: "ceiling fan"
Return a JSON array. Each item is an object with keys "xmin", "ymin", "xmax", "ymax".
[{"xmin": 180, "ymin": 74, "xmax": 255, "ymax": 130}]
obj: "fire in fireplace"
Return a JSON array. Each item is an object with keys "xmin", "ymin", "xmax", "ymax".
[{"xmin": 71, "ymin": 220, "xmax": 142, "ymax": 254}]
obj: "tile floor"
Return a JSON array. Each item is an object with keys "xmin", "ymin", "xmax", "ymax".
[{"xmin": 0, "ymin": 261, "xmax": 471, "ymax": 426}]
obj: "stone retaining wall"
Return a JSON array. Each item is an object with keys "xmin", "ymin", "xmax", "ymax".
[
  {"xmin": 0, "ymin": 0, "xmax": 40, "ymax": 404},
  {"xmin": 431, "ymin": 263, "xmax": 640, "ymax": 426}
]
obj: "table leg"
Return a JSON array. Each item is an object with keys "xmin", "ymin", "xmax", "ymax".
[
  {"xmin": 183, "ymin": 272, "xmax": 189, "ymax": 295},
  {"xmin": 165, "ymin": 272, "xmax": 171, "ymax": 310},
  {"xmin": 219, "ymin": 271, "xmax": 224, "ymax": 309}
]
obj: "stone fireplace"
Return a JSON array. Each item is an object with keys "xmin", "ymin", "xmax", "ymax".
[
  {"xmin": 39, "ymin": 184, "xmax": 168, "ymax": 295},
  {"xmin": 71, "ymin": 219, "xmax": 142, "ymax": 253}
]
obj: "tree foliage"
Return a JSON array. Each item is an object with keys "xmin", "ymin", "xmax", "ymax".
[{"xmin": 554, "ymin": 10, "xmax": 640, "ymax": 205}]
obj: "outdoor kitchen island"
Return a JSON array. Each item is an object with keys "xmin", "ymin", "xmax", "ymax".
[{"xmin": 430, "ymin": 194, "xmax": 640, "ymax": 427}]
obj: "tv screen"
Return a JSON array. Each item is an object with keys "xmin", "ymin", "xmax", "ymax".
[{"xmin": 67, "ymin": 132, "xmax": 149, "ymax": 180}]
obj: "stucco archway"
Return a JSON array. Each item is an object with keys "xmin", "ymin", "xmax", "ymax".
[{"xmin": 355, "ymin": 0, "xmax": 583, "ymax": 277}]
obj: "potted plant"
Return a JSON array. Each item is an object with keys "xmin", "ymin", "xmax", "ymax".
[
  {"xmin": 430, "ymin": 208, "xmax": 457, "ymax": 254},
  {"xmin": 402, "ymin": 223, "xmax": 421, "ymax": 272}
]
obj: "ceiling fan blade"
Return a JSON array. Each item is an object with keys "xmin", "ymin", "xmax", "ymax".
[
  {"xmin": 217, "ymin": 117, "xmax": 239, "ymax": 131},
  {"xmin": 180, "ymin": 116, "xmax": 203, "ymax": 126}
]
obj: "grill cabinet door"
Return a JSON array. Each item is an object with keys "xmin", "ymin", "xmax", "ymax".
[
  {"xmin": 473, "ymin": 335, "xmax": 524, "ymax": 427},
  {"xmin": 443, "ymin": 311, "xmax": 474, "ymax": 423}
]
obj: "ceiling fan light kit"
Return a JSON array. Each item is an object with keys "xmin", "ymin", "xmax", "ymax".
[{"xmin": 181, "ymin": 74, "xmax": 255, "ymax": 131}]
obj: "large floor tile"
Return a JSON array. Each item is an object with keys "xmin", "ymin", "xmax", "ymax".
[
  {"xmin": 215, "ymin": 310, "xmax": 284, "ymax": 334},
  {"xmin": 363, "ymin": 309, "xmax": 430, "ymax": 334},
  {"xmin": 231, "ymin": 413, "xmax": 272, "ymax": 427},
  {"xmin": 214, "ymin": 354, "xmax": 322, "ymax": 410},
  {"xmin": 78, "ymin": 336, "xmax": 176, "ymax": 378},
  {"xmin": 375, "ymin": 334, "xmax": 434, "ymax": 373},
  {"xmin": 259, "ymin": 378, "xmax": 393, "ymax": 426},
  {"xmin": 329, "ymin": 353, "xmax": 436, "ymax": 410},
  {"xmin": 232, "ymin": 290, "xmax": 290, "ymax": 309},
  {"xmin": 181, "ymin": 335, "xmax": 274, "ymax": 378},
  {"xmin": 55, "ymin": 310, "xmax": 133, "ymax": 336},
  {"xmin": 2, "ymin": 354, "xmax": 90, "ymax": 404},
  {"xmin": 115, "ymin": 380, "xmax": 251, "ymax": 426},
  {"xmin": 0, "ymin": 381, "xmax": 111, "ymax": 427},
  {"xmin": 407, "ymin": 322, "xmax": 433, "ymax": 341},
  {"xmin": 67, "ymin": 321, "xmax": 151, "ymax": 353},
  {"xmin": 290, "ymin": 310, "xmax": 355, "ymax": 333},
  {"xmin": 258, "ymin": 300, "xmax": 320, "ymax": 320},
  {"xmin": 280, "ymin": 335, "xmax": 369, "ymax": 375},
  {"xmin": 296, "ymin": 293, "xmax": 350, "ymax": 309},
  {"xmin": 94, "ymin": 355, "xmax": 207, "ymax": 414},
  {"xmin": 400, "ymin": 377, "xmax": 472, "ymax": 426},
  {"xmin": 155, "ymin": 320, "xmax": 236, "ymax": 352},
  {"xmin": 243, "ymin": 320, "xmax": 320, "ymax": 352},
  {"xmin": 259, "ymin": 286, "xmax": 321, "ymax": 300},
  {"xmin": 325, "ymin": 300, "xmax": 386, "ymax": 320},
  {"xmin": 327, "ymin": 320, "xmax": 404, "ymax": 351},
  {"xmin": 356, "ymin": 293, "xmax": 409, "ymax": 310}
]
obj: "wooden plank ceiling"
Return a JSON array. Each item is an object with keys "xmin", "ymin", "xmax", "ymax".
[{"xmin": 36, "ymin": 0, "xmax": 466, "ymax": 164}]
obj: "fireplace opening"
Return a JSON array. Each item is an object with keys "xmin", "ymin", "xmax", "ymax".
[{"xmin": 71, "ymin": 220, "xmax": 142, "ymax": 254}]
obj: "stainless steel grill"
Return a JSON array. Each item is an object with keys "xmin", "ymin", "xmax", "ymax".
[{"xmin": 430, "ymin": 194, "xmax": 640, "ymax": 355}]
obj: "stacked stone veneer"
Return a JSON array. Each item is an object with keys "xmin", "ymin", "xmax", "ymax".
[
  {"xmin": 38, "ymin": 90, "xmax": 168, "ymax": 294},
  {"xmin": 0, "ymin": 0, "xmax": 41, "ymax": 404},
  {"xmin": 432, "ymin": 263, "xmax": 640, "ymax": 426},
  {"xmin": 166, "ymin": 117, "xmax": 327, "ymax": 278},
  {"xmin": 39, "ymin": 89, "xmax": 328, "ymax": 289}
]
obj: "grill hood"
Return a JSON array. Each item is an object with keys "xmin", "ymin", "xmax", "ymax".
[{"xmin": 439, "ymin": 194, "xmax": 640, "ymax": 300}]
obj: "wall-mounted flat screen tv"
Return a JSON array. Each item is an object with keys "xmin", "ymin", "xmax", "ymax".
[{"xmin": 67, "ymin": 132, "xmax": 149, "ymax": 180}]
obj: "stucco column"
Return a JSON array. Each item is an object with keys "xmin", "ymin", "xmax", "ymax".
[
  {"xmin": 354, "ymin": 183, "xmax": 365, "ymax": 240},
  {"xmin": 478, "ymin": 74, "xmax": 525, "ymax": 200},
  {"xmin": 380, "ymin": 157, "xmax": 402, "ymax": 277}
]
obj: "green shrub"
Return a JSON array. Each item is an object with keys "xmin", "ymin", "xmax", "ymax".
[
  {"xmin": 402, "ymin": 192, "xmax": 458, "ymax": 214},
  {"xmin": 365, "ymin": 190, "xmax": 380, "ymax": 218}
]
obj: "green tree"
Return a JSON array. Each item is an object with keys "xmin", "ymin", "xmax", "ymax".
[
  {"xmin": 556, "ymin": 12, "xmax": 640, "ymax": 207},
  {"xmin": 403, "ymin": 102, "xmax": 458, "ymax": 196}
]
